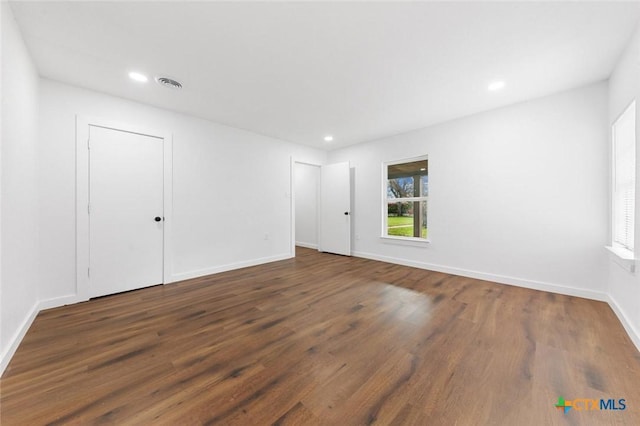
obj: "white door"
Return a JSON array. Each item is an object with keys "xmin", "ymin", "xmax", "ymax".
[
  {"xmin": 319, "ymin": 162, "xmax": 351, "ymax": 256},
  {"xmin": 89, "ymin": 126, "xmax": 164, "ymax": 298}
]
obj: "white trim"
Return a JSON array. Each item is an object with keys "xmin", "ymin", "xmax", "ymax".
[
  {"xmin": 380, "ymin": 235, "xmax": 431, "ymax": 246},
  {"xmin": 163, "ymin": 135, "xmax": 174, "ymax": 283},
  {"xmin": 76, "ymin": 116, "xmax": 173, "ymax": 299},
  {"xmin": 605, "ymin": 245, "xmax": 636, "ymax": 273},
  {"xmin": 386, "ymin": 196, "xmax": 428, "ymax": 203},
  {"xmin": 38, "ymin": 294, "xmax": 83, "ymax": 311},
  {"xmin": 352, "ymin": 250, "xmax": 608, "ymax": 301},
  {"xmin": 606, "ymin": 245, "xmax": 635, "ymax": 260},
  {"xmin": 76, "ymin": 115, "xmax": 90, "ymax": 301},
  {"xmin": 170, "ymin": 253, "xmax": 292, "ymax": 282},
  {"xmin": 290, "ymin": 157, "xmax": 295, "ymax": 258},
  {"xmin": 0, "ymin": 302, "xmax": 39, "ymax": 376},
  {"xmin": 607, "ymin": 294, "xmax": 640, "ymax": 353},
  {"xmin": 295, "ymin": 241, "xmax": 318, "ymax": 249}
]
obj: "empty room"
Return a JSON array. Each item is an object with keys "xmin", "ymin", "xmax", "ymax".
[{"xmin": 2, "ymin": 1, "xmax": 640, "ymax": 424}]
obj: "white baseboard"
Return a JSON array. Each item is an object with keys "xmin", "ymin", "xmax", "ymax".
[
  {"xmin": 0, "ymin": 302, "xmax": 39, "ymax": 376},
  {"xmin": 607, "ymin": 294, "xmax": 640, "ymax": 353},
  {"xmin": 352, "ymin": 251, "xmax": 608, "ymax": 302},
  {"xmin": 39, "ymin": 294, "xmax": 83, "ymax": 311},
  {"xmin": 170, "ymin": 253, "xmax": 293, "ymax": 283},
  {"xmin": 295, "ymin": 241, "xmax": 318, "ymax": 250}
]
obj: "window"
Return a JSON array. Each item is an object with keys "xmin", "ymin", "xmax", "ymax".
[
  {"xmin": 612, "ymin": 101, "xmax": 636, "ymax": 255},
  {"xmin": 383, "ymin": 156, "xmax": 428, "ymax": 240}
]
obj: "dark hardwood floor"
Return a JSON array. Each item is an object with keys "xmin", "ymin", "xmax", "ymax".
[{"xmin": 1, "ymin": 247, "xmax": 639, "ymax": 425}]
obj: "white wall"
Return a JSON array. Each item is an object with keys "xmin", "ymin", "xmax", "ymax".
[
  {"xmin": 329, "ymin": 82, "xmax": 609, "ymax": 299},
  {"xmin": 38, "ymin": 79, "xmax": 326, "ymax": 303},
  {"xmin": 607, "ymin": 24, "xmax": 640, "ymax": 349},
  {"xmin": 1, "ymin": 2, "xmax": 40, "ymax": 373},
  {"xmin": 294, "ymin": 162, "xmax": 320, "ymax": 249}
]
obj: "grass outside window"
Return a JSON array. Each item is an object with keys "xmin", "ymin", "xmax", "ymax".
[{"xmin": 387, "ymin": 216, "xmax": 428, "ymax": 238}]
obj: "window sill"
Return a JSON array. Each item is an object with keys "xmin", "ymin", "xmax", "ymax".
[
  {"xmin": 380, "ymin": 236, "xmax": 431, "ymax": 247},
  {"xmin": 605, "ymin": 246, "xmax": 636, "ymax": 273}
]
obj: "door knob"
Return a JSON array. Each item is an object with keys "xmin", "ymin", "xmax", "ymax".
[
  {"xmin": 344, "ymin": 212, "xmax": 350, "ymax": 215},
  {"xmin": 154, "ymin": 217, "xmax": 162, "ymax": 222}
]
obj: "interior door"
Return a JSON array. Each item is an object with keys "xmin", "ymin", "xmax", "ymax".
[
  {"xmin": 89, "ymin": 125, "xmax": 164, "ymax": 298},
  {"xmin": 319, "ymin": 162, "xmax": 351, "ymax": 256}
]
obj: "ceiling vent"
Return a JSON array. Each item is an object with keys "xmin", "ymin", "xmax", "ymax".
[{"xmin": 156, "ymin": 76, "xmax": 182, "ymax": 90}]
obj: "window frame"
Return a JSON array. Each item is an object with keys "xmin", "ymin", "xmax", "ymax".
[
  {"xmin": 611, "ymin": 100, "xmax": 636, "ymax": 258},
  {"xmin": 381, "ymin": 155, "xmax": 430, "ymax": 243},
  {"xmin": 607, "ymin": 100, "xmax": 636, "ymax": 273}
]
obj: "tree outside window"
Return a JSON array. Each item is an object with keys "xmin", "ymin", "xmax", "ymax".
[{"xmin": 384, "ymin": 157, "xmax": 428, "ymax": 240}]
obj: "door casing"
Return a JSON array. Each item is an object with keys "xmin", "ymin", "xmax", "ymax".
[{"xmin": 76, "ymin": 116, "xmax": 173, "ymax": 302}]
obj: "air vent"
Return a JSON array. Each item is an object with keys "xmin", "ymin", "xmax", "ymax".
[{"xmin": 156, "ymin": 76, "xmax": 183, "ymax": 90}]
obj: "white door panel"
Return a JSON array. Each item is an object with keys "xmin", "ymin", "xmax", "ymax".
[
  {"xmin": 319, "ymin": 162, "xmax": 351, "ymax": 256},
  {"xmin": 89, "ymin": 126, "xmax": 164, "ymax": 298}
]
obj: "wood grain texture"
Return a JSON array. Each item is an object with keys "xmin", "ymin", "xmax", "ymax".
[{"xmin": 1, "ymin": 247, "xmax": 639, "ymax": 425}]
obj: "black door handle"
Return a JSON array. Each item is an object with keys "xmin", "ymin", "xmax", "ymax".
[
  {"xmin": 154, "ymin": 217, "xmax": 162, "ymax": 222},
  {"xmin": 344, "ymin": 212, "xmax": 349, "ymax": 215}
]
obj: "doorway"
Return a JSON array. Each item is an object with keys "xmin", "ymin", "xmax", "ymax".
[
  {"xmin": 292, "ymin": 160, "xmax": 351, "ymax": 257},
  {"xmin": 294, "ymin": 162, "xmax": 320, "ymax": 250}
]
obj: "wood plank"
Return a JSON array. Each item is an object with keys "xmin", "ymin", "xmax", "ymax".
[{"xmin": 1, "ymin": 248, "xmax": 639, "ymax": 425}]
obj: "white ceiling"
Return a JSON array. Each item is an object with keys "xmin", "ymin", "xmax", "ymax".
[{"xmin": 9, "ymin": 1, "xmax": 640, "ymax": 149}]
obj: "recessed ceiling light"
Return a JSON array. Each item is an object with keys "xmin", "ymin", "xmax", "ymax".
[
  {"xmin": 324, "ymin": 135, "xmax": 334, "ymax": 142},
  {"xmin": 488, "ymin": 80, "xmax": 505, "ymax": 91},
  {"xmin": 129, "ymin": 71, "xmax": 148, "ymax": 83}
]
